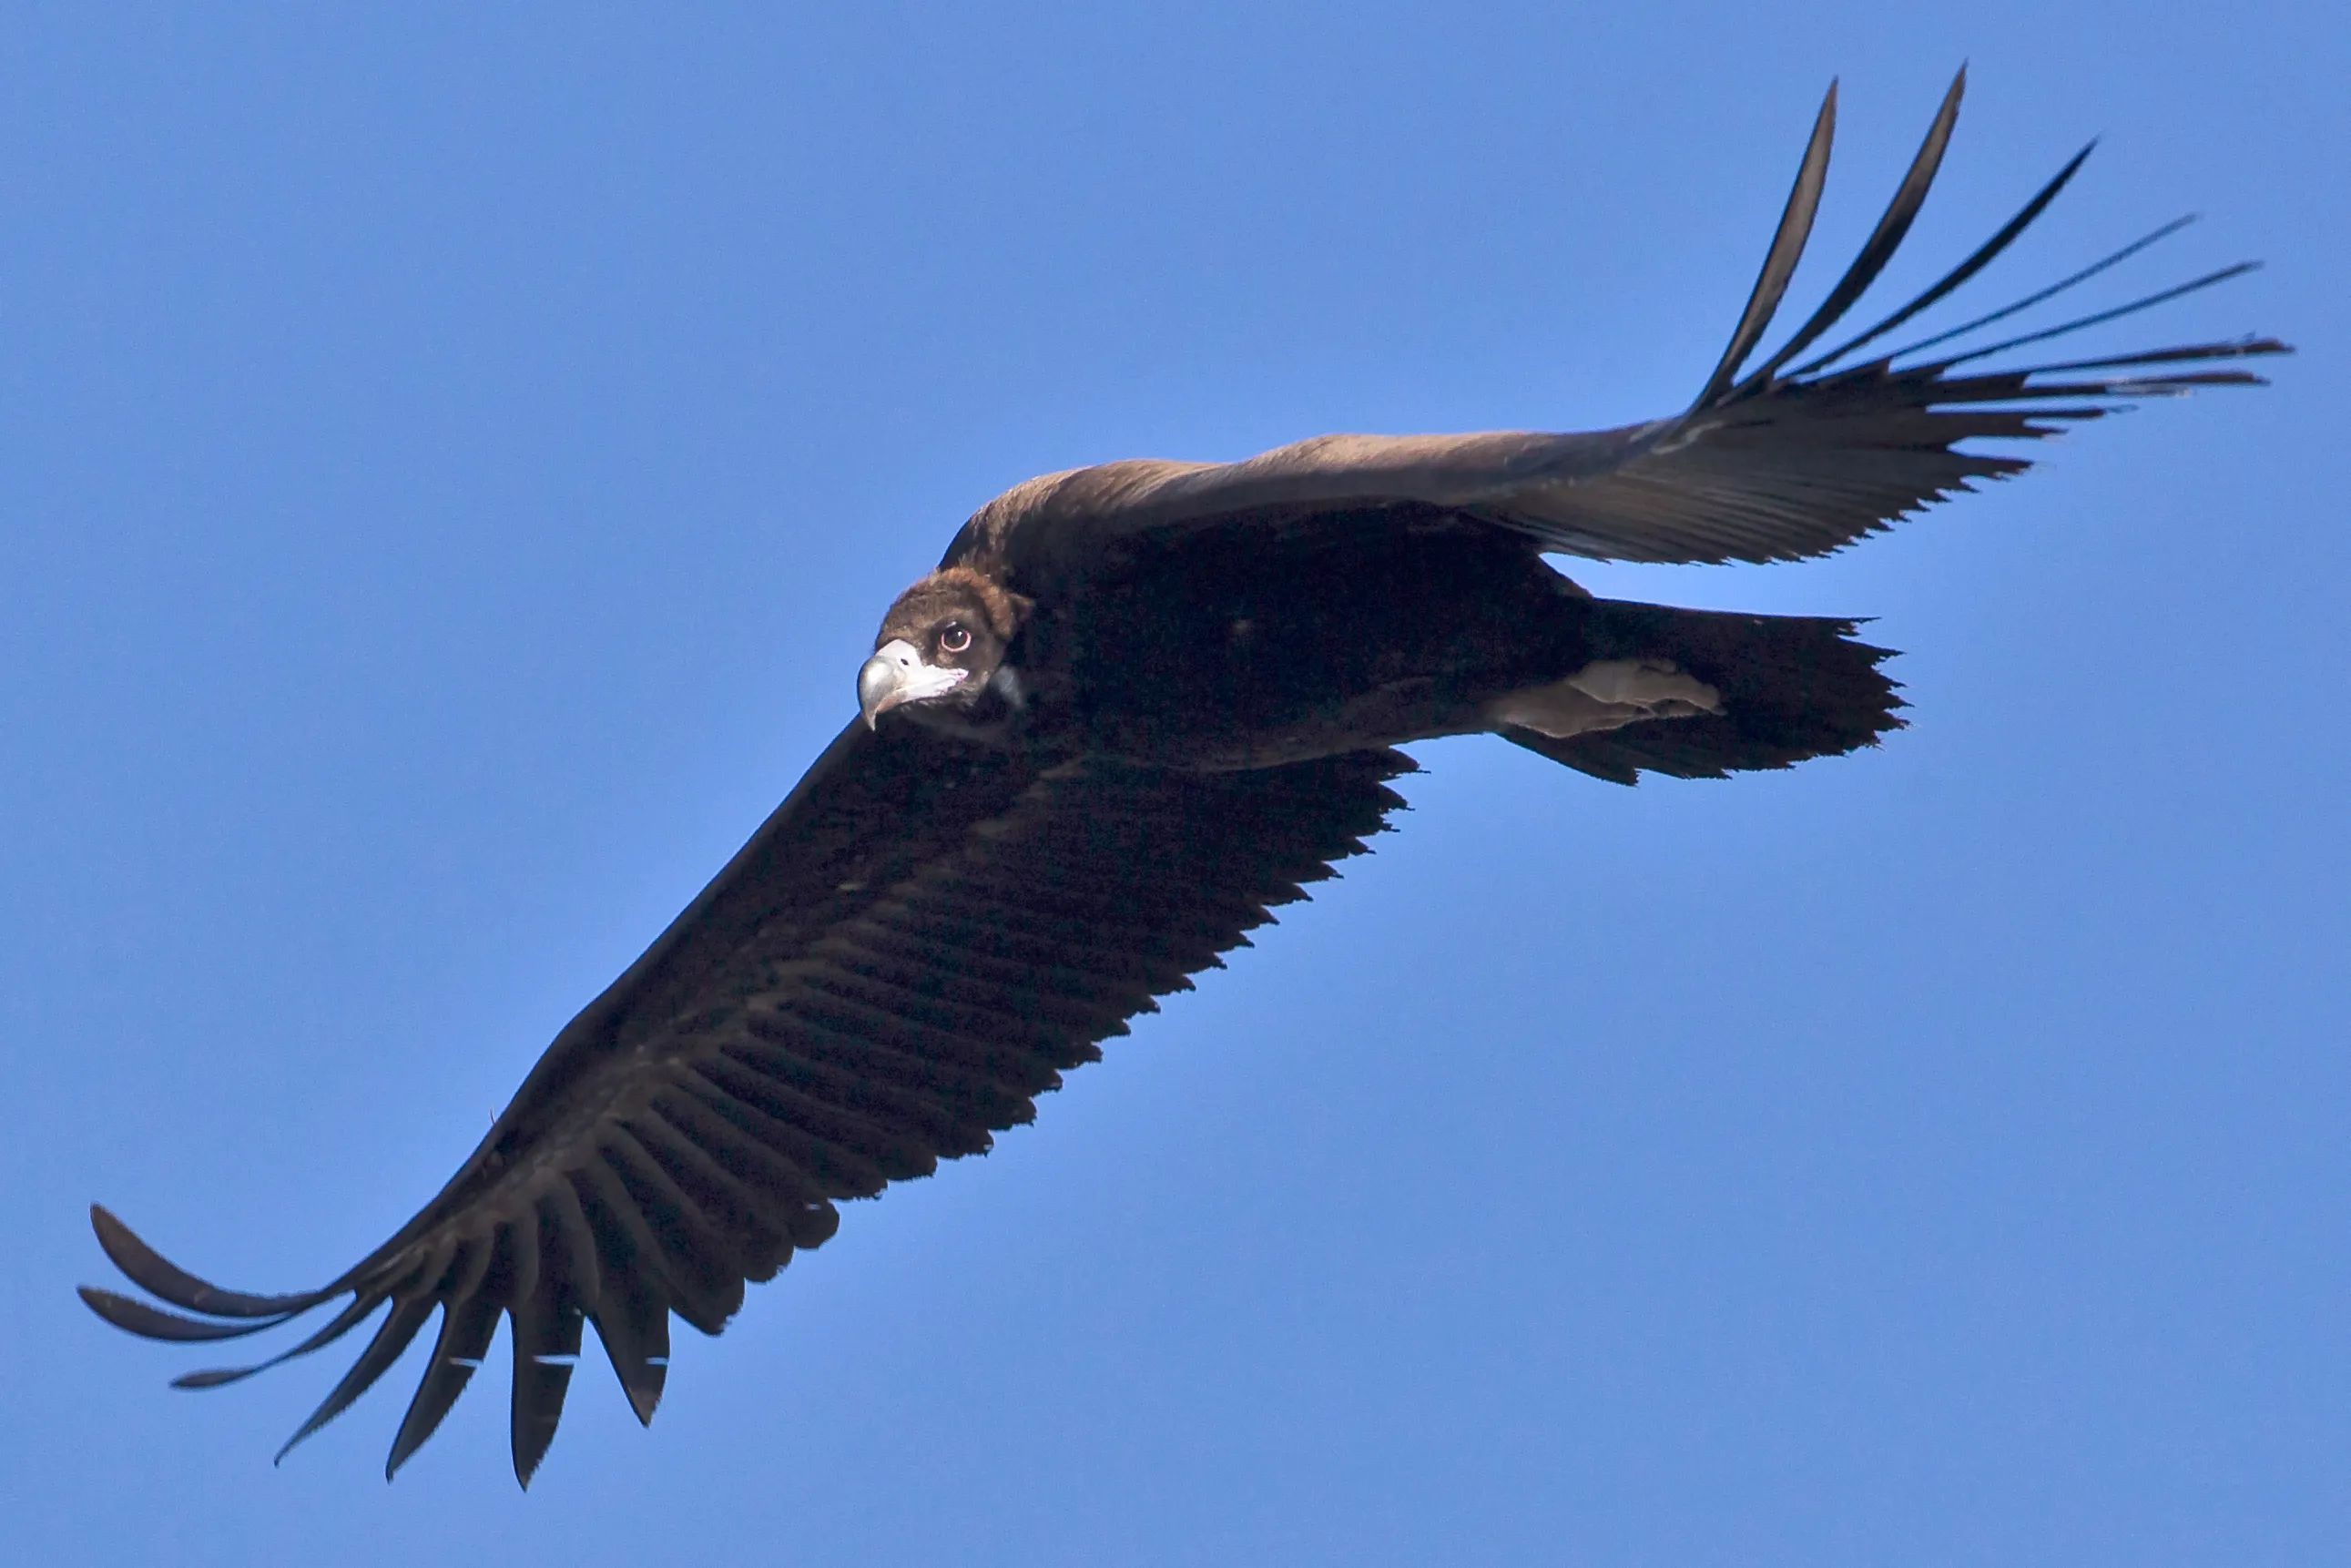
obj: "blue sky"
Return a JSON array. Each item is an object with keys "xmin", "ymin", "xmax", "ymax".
[{"xmin": 5, "ymin": 4, "xmax": 2344, "ymax": 1564}]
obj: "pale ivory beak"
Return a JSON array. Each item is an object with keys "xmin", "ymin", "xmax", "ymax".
[{"xmin": 859, "ymin": 638, "xmax": 969, "ymax": 728}]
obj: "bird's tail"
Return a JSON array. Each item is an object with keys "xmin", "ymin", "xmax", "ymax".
[{"xmin": 1499, "ymin": 599, "xmax": 1904, "ymax": 785}]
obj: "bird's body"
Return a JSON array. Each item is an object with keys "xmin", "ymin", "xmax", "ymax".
[
  {"xmin": 889, "ymin": 505, "xmax": 1890, "ymax": 778},
  {"xmin": 81, "ymin": 71, "xmax": 2285, "ymax": 1485}
]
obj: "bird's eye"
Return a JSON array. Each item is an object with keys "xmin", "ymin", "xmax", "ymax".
[{"xmin": 938, "ymin": 623, "xmax": 972, "ymax": 655}]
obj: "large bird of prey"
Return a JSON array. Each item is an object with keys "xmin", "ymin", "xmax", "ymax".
[{"xmin": 82, "ymin": 70, "xmax": 2285, "ymax": 1485}]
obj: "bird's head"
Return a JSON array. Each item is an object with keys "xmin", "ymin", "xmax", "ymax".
[{"xmin": 859, "ymin": 565, "xmax": 1032, "ymax": 730}]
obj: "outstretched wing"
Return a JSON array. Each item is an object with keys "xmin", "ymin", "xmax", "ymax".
[
  {"xmin": 83, "ymin": 720, "xmax": 1413, "ymax": 1484},
  {"xmin": 947, "ymin": 68, "xmax": 2286, "ymax": 572}
]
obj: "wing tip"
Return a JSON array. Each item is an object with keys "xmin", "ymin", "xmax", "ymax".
[
  {"xmin": 171, "ymin": 1368, "xmax": 247, "ymax": 1390},
  {"xmin": 1691, "ymin": 76, "xmax": 1842, "ymax": 409},
  {"xmin": 88, "ymin": 1201, "xmax": 339, "ymax": 1320}
]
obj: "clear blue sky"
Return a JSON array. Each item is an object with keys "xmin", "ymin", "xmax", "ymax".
[{"xmin": 5, "ymin": 5, "xmax": 2343, "ymax": 1564}]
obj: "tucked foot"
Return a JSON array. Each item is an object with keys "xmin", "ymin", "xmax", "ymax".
[{"xmin": 1486, "ymin": 658, "xmax": 1724, "ymax": 739}]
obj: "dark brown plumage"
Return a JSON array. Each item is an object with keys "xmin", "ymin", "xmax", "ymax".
[{"xmin": 80, "ymin": 69, "xmax": 2285, "ymax": 1486}]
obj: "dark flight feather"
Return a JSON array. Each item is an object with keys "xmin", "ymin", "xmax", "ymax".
[
  {"xmin": 1693, "ymin": 81, "xmax": 1839, "ymax": 407},
  {"xmin": 387, "ymin": 1293, "xmax": 502, "ymax": 1480},
  {"xmin": 90, "ymin": 1204, "xmax": 336, "ymax": 1319},
  {"xmin": 1735, "ymin": 66, "xmax": 1967, "ymax": 392},
  {"xmin": 586, "ymin": 1263, "xmax": 670, "ymax": 1428},
  {"xmin": 76, "ymin": 1287, "xmax": 295, "ymax": 1342},
  {"xmin": 508, "ymin": 1279, "xmax": 585, "ymax": 1489},
  {"xmin": 1830, "ymin": 207, "xmax": 2185, "ymax": 371},
  {"xmin": 277, "ymin": 1293, "xmax": 437, "ymax": 1463},
  {"xmin": 1789, "ymin": 142, "xmax": 2099, "ymax": 375},
  {"xmin": 168, "ymin": 1290, "xmax": 392, "ymax": 1390},
  {"xmin": 1927, "ymin": 263, "xmax": 2263, "ymax": 368}
]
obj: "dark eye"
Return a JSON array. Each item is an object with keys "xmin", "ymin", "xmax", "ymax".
[{"xmin": 937, "ymin": 623, "xmax": 972, "ymax": 655}]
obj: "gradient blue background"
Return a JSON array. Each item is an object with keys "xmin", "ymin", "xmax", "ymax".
[{"xmin": 5, "ymin": 4, "xmax": 2343, "ymax": 1563}]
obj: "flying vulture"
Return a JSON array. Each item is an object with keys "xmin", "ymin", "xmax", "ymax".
[{"xmin": 81, "ymin": 70, "xmax": 2285, "ymax": 1485}]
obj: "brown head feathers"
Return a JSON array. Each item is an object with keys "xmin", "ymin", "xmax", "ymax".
[{"xmin": 876, "ymin": 565, "xmax": 1031, "ymax": 649}]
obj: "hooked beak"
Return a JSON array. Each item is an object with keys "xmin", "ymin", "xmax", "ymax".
[{"xmin": 858, "ymin": 638, "xmax": 969, "ymax": 729}]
